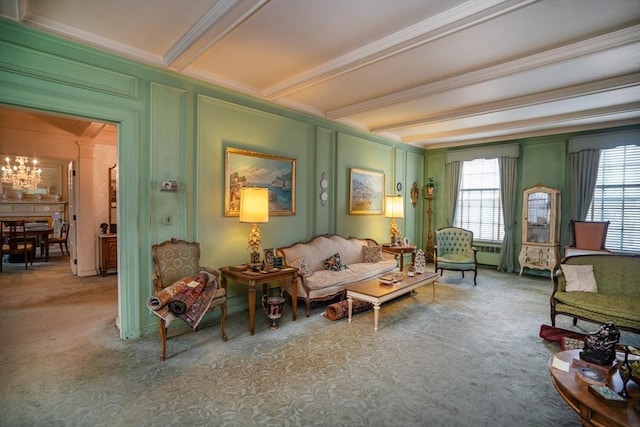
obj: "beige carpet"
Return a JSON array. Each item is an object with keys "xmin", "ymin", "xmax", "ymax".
[{"xmin": 1, "ymin": 254, "xmax": 638, "ymax": 426}]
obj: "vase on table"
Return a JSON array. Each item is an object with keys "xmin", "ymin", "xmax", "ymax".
[{"xmin": 618, "ymin": 345, "xmax": 631, "ymax": 399}]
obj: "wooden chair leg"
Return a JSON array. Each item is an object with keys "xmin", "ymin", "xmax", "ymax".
[
  {"xmin": 159, "ymin": 318, "xmax": 167, "ymax": 361},
  {"xmin": 220, "ymin": 303, "xmax": 228, "ymax": 342}
]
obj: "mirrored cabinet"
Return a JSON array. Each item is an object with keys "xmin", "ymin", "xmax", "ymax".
[{"xmin": 518, "ymin": 183, "xmax": 561, "ymax": 280}]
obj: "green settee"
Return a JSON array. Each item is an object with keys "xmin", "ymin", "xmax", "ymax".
[{"xmin": 551, "ymin": 254, "xmax": 640, "ymax": 334}]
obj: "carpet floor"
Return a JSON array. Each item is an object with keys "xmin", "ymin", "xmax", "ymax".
[{"xmin": 1, "ymin": 255, "xmax": 638, "ymax": 427}]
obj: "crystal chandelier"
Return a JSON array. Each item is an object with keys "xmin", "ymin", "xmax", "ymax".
[{"xmin": 1, "ymin": 156, "xmax": 42, "ymax": 190}]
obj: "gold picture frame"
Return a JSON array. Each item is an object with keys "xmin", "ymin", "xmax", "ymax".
[
  {"xmin": 349, "ymin": 168, "xmax": 385, "ymax": 215},
  {"xmin": 225, "ymin": 147, "xmax": 296, "ymax": 217}
]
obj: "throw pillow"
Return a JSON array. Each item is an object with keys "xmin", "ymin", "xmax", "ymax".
[
  {"xmin": 560, "ymin": 264, "xmax": 598, "ymax": 292},
  {"xmin": 323, "ymin": 252, "xmax": 347, "ymax": 271},
  {"xmin": 362, "ymin": 245, "xmax": 382, "ymax": 263},
  {"xmin": 289, "ymin": 256, "xmax": 312, "ymax": 278}
]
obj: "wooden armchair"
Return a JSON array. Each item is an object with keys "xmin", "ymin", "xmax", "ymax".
[
  {"xmin": 1, "ymin": 220, "xmax": 34, "ymax": 271},
  {"xmin": 434, "ymin": 227, "xmax": 478, "ymax": 286},
  {"xmin": 151, "ymin": 238, "xmax": 227, "ymax": 361},
  {"xmin": 564, "ymin": 220, "xmax": 611, "ymax": 259}
]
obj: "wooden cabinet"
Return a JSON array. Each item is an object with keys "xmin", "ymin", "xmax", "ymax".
[
  {"xmin": 518, "ymin": 184, "xmax": 561, "ymax": 280},
  {"xmin": 98, "ymin": 234, "xmax": 117, "ymax": 276}
]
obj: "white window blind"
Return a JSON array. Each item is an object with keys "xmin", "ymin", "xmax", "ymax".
[
  {"xmin": 587, "ymin": 144, "xmax": 640, "ymax": 253},
  {"xmin": 455, "ymin": 158, "xmax": 504, "ymax": 241}
]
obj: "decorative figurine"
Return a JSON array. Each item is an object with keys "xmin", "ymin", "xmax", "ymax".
[
  {"xmin": 100, "ymin": 222, "xmax": 109, "ymax": 234},
  {"xmin": 414, "ymin": 249, "xmax": 426, "ymax": 274},
  {"xmin": 580, "ymin": 322, "xmax": 620, "ymax": 366}
]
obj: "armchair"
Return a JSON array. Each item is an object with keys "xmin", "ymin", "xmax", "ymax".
[
  {"xmin": 434, "ymin": 227, "xmax": 478, "ymax": 286},
  {"xmin": 564, "ymin": 220, "xmax": 611, "ymax": 259},
  {"xmin": 151, "ymin": 238, "xmax": 227, "ymax": 361}
]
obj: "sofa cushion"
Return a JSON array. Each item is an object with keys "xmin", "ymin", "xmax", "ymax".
[
  {"xmin": 305, "ymin": 259, "xmax": 397, "ymax": 291},
  {"xmin": 554, "ymin": 292, "xmax": 640, "ymax": 321},
  {"xmin": 323, "ymin": 252, "xmax": 347, "ymax": 271},
  {"xmin": 363, "ymin": 245, "xmax": 382, "ymax": 263},
  {"xmin": 279, "ymin": 235, "xmax": 371, "ymax": 273},
  {"xmin": 289, "ymin": 256, "xmax": 312, "ymax": 278},
  {"xmin": 561, "ymin": 264, "xmax": 597, "ymax": 292}
]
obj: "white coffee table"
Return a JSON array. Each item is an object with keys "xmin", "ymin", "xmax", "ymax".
[{"xmin": 347, "ymin": 271, "xmax": 438, "ymax": 331}]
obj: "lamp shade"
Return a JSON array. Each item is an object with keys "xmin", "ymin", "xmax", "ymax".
[
  {"xmin": 385, "ymin": 195, "xmax": 404, "ymax": 219},
  {"xmin": 239, "ymin": 187, "xmax": 269, "ymax": 223}
]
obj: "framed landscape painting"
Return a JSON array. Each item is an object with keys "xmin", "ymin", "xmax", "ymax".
[
  {"xmin": 225, "ymin": 147, "xmax": 296, "ymax": 216},
  {"xmin": 349, "ymin": 168, "xmax": 384, "ymax": 214}
]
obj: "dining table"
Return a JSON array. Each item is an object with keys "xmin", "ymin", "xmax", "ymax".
[{"xmin": 1, "ymin": 226, "xmax": 54, "ymax": 262}]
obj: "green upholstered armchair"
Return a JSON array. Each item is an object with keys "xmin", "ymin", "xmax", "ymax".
[
  {"xmin": 434, "ymin": 227, "xmax": 478, "ymax": 286},
  {"xmin": 151, "ymin": 238, "xmax": 227, "ymax": 361}
]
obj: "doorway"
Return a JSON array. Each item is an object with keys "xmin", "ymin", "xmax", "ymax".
[{"xmin": 0, "ymin": 105, "xmax": 120, "ymax": 322}]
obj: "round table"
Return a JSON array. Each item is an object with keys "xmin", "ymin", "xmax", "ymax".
[{"xmin": 548, "ymin": 349, "xmax": 639, "ymax": 427}]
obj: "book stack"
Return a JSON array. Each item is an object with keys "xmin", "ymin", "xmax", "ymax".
[
  {"xmin": 379, "ymin": 274, "xmax": 396, "ymax": 285},
  {"xmin": 588, "ymin": 385, "xmax": 627, "ymax": 407}
]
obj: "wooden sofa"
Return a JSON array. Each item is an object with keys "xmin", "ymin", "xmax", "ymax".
[
  {"xmin": 551, "ymin": 254, "xmax": 640, "ymax": 334},
  {"xmin": 277, "ymin": 234, "xmax": 398, "ymax": 316}
]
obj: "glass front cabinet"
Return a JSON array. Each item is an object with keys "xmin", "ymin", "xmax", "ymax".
[{"xmin": 518, "ymin": 184, "xmax": 561, "ymax": 280}]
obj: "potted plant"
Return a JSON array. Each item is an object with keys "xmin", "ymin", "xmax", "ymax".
[{"xmin": 426, "ymin": 177, "xmax": 435, "ymax": 195}]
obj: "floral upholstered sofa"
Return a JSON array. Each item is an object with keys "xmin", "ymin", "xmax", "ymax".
[
  {"xmin": 277, "ymin": 234, "xmax": 398, "ymax": 316},
  {"xmin": 551, "ymin": 254, "xmax": 640, "ymax": 333}
]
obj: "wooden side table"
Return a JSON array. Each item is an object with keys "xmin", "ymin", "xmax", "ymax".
[
  {"xmin": 548, "ymin": 349, "xmax": 639, "ymax": 427},
  {"xmin": 382, "ymin": 244, "xmax": 417, "ymax": 271},
  {"xmin": 219, "ymin": 266, "xmax": 298, "ymax": 335}
]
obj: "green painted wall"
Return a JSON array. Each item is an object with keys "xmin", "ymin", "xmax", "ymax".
[
  {"xmin": 425, "ymin": 126, "xmax": 638, "ymax": 273},
  {"xmin": 0, "ymin": 20, "xmax": 424, "ymax": 338}
]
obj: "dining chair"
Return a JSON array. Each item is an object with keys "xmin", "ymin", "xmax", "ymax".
[
  {"xmin": 1, "ymin": 220, "xmax": 34, "ymax": 271},
  {"xmin": 41, "ymin": 221, "xmax": 70, "ymax": 257}
]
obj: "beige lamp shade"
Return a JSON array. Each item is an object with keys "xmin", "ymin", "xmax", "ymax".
[
  {"xmin": 385, "ymin": 195, "xmax": 404, "ymax": 219},
  {"xmin": 239, "ymin": 187, "xmax": 269, "ymax": 223}
]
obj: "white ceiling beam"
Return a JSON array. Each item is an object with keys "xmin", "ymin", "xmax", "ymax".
[
  {"xmin": 165, "ymin": 0, "xmax": 269, "ymax": 70},
  {"xmin": 414, "ymin": 117, "xmax": 640, "ymax": 149},
  {"xmin": 401, "ymin": 102, "xmax": 640, "ymax": 143},
  {"xmin": 263, "ymin": 0, "xmax": 537, "ymax": 100},
  {"xmin": 329, "ymin": 25, "xmax": 640, "ymax": 119},
  {"xmin": 372, "ymin": 74, "xmax": 640, "ymax": 132}
]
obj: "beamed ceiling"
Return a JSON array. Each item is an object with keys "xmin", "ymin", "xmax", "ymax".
[{"xmin": 1, "ymin": 0, "xmax": 639, "ymax": 149}]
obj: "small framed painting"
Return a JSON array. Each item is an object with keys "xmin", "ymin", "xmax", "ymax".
[{"xmin": 349, "ymin": 168, "xmax": 384, "ymax": 215}]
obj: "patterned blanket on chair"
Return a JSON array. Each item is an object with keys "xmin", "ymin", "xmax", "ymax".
[{"xmin": 146, "ymin": 271, "xmax": 217, "ymax": 330}]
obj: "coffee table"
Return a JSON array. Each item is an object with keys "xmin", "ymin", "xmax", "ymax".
[
  {"xmin": 347, "ymin": 271, "xmax": 438, "ymax": 331},
  {"xmin": 548, "ymin": 349, "xmax": 640, "ymax": 427}
]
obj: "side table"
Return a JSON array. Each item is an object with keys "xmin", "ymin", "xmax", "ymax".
[
  {"xmin": 382, "ymin": 244, "xmax": 417, "ymax": 271},
  {"xmin": 219, "ymin": 267, "xmax": 298, "ymax": 335}
]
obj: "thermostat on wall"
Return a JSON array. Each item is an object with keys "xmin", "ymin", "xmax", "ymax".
[{"xmin": 161, "ymin": 181, "xmax": 178, "ymax": 191}]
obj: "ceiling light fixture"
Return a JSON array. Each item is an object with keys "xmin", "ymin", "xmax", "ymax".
[{"xmin": 1, "ymin": 156, "xmax": 42, "ymax": 190}]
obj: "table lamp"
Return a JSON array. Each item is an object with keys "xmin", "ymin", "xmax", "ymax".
[
  {"xmin": 385, "ymin": 195, "xmax": 404, "ymax": 246},
  {"xmin": 239, "ymin": 187, "xmax": 269, "ymax": 264}
]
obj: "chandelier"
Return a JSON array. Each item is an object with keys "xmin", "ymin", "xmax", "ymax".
[{"xmin": 1, "ymin": 156, "xmax": 42, "ymax": 190}]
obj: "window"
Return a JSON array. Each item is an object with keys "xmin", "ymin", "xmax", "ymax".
[
  {"xmin": 587, "ymin": 144, "xmax": 640, "ymax": 253},
  {"xmin": 454, "ymin": 158, "xmax": 504, "ymax": 241}
]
